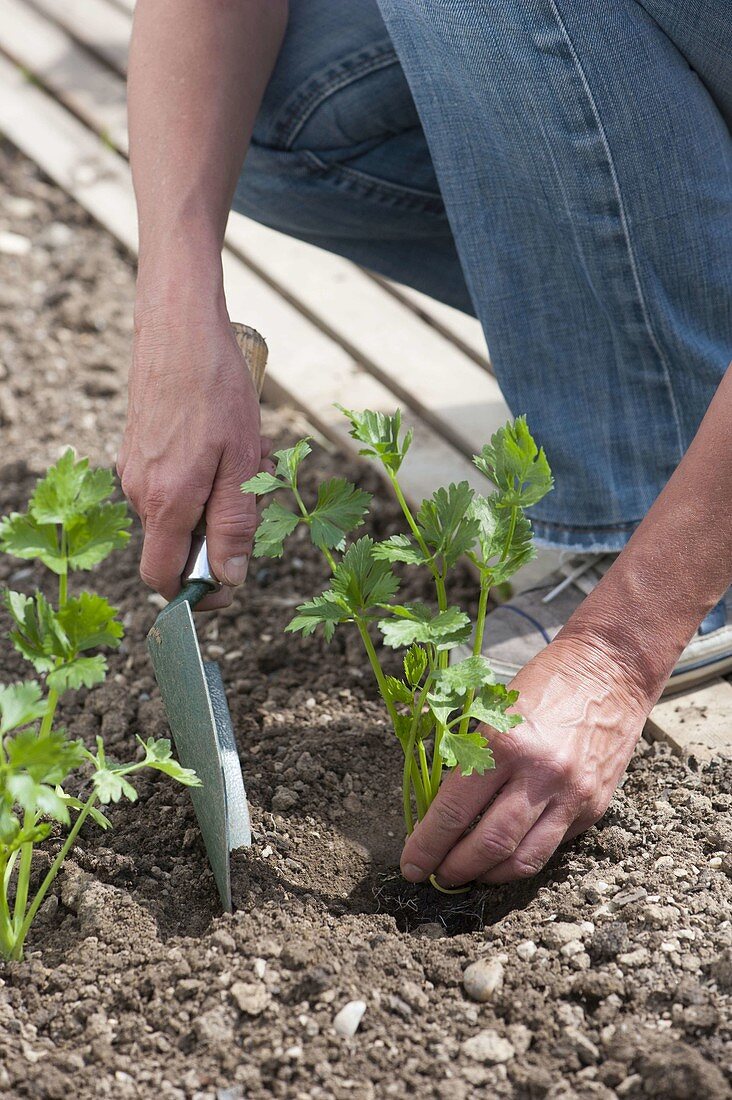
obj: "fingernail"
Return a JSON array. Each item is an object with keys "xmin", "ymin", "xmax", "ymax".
[
  {"xmin": 222, "ymin": 555, "xmax": 249, "ymax": 586},
  {"xmin": 401, "ymin": 863, "xmax": 426, "ymax": 883}
]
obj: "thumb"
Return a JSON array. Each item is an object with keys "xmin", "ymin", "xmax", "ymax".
[{"xmin": 205, "ymin": 452, "xmax": 260, "ymax": 587}]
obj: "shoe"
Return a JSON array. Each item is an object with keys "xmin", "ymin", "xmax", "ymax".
[{"xmin": 454, "ymin": 553, "xmax": 732, "ymax": 696}]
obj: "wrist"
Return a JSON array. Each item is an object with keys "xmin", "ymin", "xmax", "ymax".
[
  {"xmin": 135, "ymin": 233, "xmax": 226, "ymax": 323},
  {"xmin": 558, "ymin": 559, "xmax": 681, "ymax": 710}
]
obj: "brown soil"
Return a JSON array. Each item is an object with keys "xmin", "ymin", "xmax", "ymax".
[{"xmin": 0, "ymin": 142, "xmax": 731, "ymax": 1100}]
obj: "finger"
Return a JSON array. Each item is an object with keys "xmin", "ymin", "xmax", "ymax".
[
  {"xmin": 478, "ymin": 804, "xmax": 573, "ymax": 884},
  {"xmin": 205, "ymin": 447, "xmax": 260, "ymax": 587},
  {"xmin": 434, "ymin": 778, "xmax": 549, "ymax": 887},
  {"xmin": 400, "ymin": 762, "xmax": 511, "ymax": 883},
  {"xmin": 140, "ymin": 498, "xmax": 204, "ymax": 601}
]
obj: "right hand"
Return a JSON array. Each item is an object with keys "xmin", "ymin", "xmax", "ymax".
[{"xmin": 117, "ymin": 307, "xmax": 272, "ymax": 609}]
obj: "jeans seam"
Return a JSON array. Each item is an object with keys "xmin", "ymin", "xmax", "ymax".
[
  {"xmin": 301, "ymin": 149, "xmax": 445, "ymax": 211},
  {"xmin": 547, "ymin": 0, "xmax": 686, "ymax": 465},
  {"xmin": 273, "ymin": 47, "xmax": 402, "ymax": 151}
]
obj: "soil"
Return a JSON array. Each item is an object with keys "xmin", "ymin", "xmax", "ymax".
[{"xmin": 1, "ymin": 141, "xmax": 731, "ymax": 1100}]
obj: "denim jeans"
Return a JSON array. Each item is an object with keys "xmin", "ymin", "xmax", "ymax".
[{"xmin": 234, "ymin": 0, "xmax": 732, "ymax": 552}]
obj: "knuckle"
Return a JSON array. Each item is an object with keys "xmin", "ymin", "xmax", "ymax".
[
  {"xmin": 210, "ymin": 512, "xmax": 259, "ymax": 543},
  {"xmin": 509, "ymin": 852, "xmax": 546, "ymax": 879},
  {"xmin": 432, "ymin": 796, "xmax": 468, "ymax": 835},
  {"xmin": 573, "ymin": 774, "xmax": 597, "ymax": 805},
  {"xmin": 474, "ymin": 826, "xmax": 517, "ymax": 865},
  {"xmin": 539, "ymin": 751, "xmax": 575, "ymax": 786}
]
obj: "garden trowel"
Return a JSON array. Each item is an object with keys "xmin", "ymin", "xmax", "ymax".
[{"xmin": 147, "ymin": 324, "xmax": 268, "ymax": 913}]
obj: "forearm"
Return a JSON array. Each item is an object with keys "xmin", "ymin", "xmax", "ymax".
[
  {"xmin": 128, "ymin": 0, "xmax": 287, "ymax": 313},
  {"xmin": 564, "ymin": 362, "xmax": 732, "ymax": 703}
]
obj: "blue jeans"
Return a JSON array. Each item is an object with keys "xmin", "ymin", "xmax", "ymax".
[{"xmin": 234, "ymin": 0, "xmax": 732, "ymax": 552}]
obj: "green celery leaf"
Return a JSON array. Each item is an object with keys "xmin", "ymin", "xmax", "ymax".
[
  {"xmin": 0, "ymin": 681, "xmax": 47, "ymax": 735},
  {"xmin": 273, "ymin": 439, "xmax": 312, "ymax": 485},
  {"xmin": 65, "ymin": 502, "xmax": 131, "ymax": 570},
  {"xmin": 0, "ymin": 805, "xmax": 21, "ymax": 845},
  {"xmin": 252, "ymin": 500, "xmax": 300, "ymax": 558},
  {"xmin": 438, "ymin": 730, "xmax": 495, "ymax": 776},
  {"xmin": 56, "ymin": 788, "xmax": 112, "ymax": 829},
  {"xmin": 469, "ymin": 495, "xmax": 536, "ymax": 581},
  {"xmin": 56, "ymin": 593, "xmax": 123, "ymax": 652},
  {"xmin": 47, "ymin": 655, "xmax": 108, "ymax": 693},
  {"xmin": 5, "ymin": 590, "xmax": 69, "ymax": 672},
  {"xmin": 309, "ymin": 479, "xmax": 371, "ymax": 550},
  {"xmin": 240, "ymin": 471, "xmax": 288, "ymax": 495},
  {"xmin": 138, "ymin": 737, "xmax": 202, "ymax": 786},
  {"xmin": 5, "ymin": 726, "xmax": 86, "ymax": 784},
  {"xmin": 372, "ymin": 534, "xmax": 429, "ymax": 566},
  {"xmin": 336, "ymin": 407, "xmax": 413, "ymax": 474},
  {"xmin": 431, "ymin": 655, "xmax": 497, "ymax": 696},
  {"xmin": 464, "ymin": 684, "xmax": 522, "ymax": 732},
  {"xmin": 416, "ymin": 482, "xmax": 479, "ymax": 568},
  {"xmin": 403, "ymin": 644, "xmax": 428, "ymax": 688},
  {"xmin": 384, "ymin": 676, "xmax": 415, "ymax": 707},
  {"xmin": 473, "ymin": 416, "xmax": 553, "ymax": 509},
  {"xmin": 30, "ymin": 450, "xmax": 114, "ymax": 524},
  {"xmin": 92, "ymin": 769, "xmax": 139, "ymax": 804},
  {"xmin": 6, "ymin": 774, "xmax": 71, "ymax": 823},
  {"xmin": 286, "ymin": 593, "xmax": 349, "ymax": 642},
  {"xmin": 378, "ymin": 603, "xmax": 470, "ymax": 651},
  {"xmin": 426, "ymin": 688, "xmax": 463, "ymax": 728},
  {"xmin": 0, "ymin": 513, "xmax": 65, "ymax": 572},
  {"xmin": 330, "ymin": 536, "xmax": 400, "ymax": 615}
]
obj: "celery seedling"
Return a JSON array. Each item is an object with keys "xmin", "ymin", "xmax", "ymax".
[
  {"xmin": 242, "ymin": 411, "xmax": 552, "ymax": 848},
  {"xmin": 0, "ymin": 451, "xmax": 199, "ymax": 960}
]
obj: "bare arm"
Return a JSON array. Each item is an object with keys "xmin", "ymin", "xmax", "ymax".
[
  {"xmin": 402, "ymin": 362, "xmax": 732, "ymax": 886},
  {"xmin": 118, "ymin": 0, "xmax": 288, "ymax": 604}
]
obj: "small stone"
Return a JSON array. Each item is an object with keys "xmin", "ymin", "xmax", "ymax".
[
  {"xmin": 461, "ymin": 1029, "xmax": 515, "ymax": 1065},
  {"xmin": 617, "ymin": 947, "xmax": 649, "ymax": 968},
  {"xmin": 563, "ymin": 1027, "xmax": 600, "ymax": 1065},
  {"xmin": 0, "ymin": 230, "xmax": 31, "ymax": 255},
  {"xmin": 44, "ymin": 222, "xmax": 73, "ymax": 247},
  {"xmin": 516, "ymin": 940, "xmax": 537, "ymax": 962},
  {"xmin": 643, "ymin": 903, "xmax": 679, "ymax": 929},
  {"xmin": 193, "ymin": 1008, "xmax": 234, "ymax": 1044},
  {"xmin": 4, "ymin": 196, "xmax": 35, "ymax": 218},
  {"xmin": 561, "ymin": 940, "xmax": 584, "ymax": 959},
  {"xmin": 540, "ymin": 922, "xmax": 584, "ymax": 950},
  {"xmin": 210, "ymin": 928, "xmax": 236, "ymax": 953},
  {"xmin": 230, "ymin": 981, "xmax": 269, "ymax": 1016},
  {"xmin": 589, "ymin": 922, "xmax": 629, "ymax": 963},
  {"xmin": 462, "ymin": 958, "xmax": 504, "ymax": 1003},
  {"xmin": 271, "ymin": 786, "xmax": 298, "ymax": 813},
  {"xmin": 333, "ymin": 1000, "xmax": 367, "ymax": 1037}
]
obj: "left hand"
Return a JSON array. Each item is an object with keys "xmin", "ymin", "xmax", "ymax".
[{"xmin": 400, "ymin": 634, "xmax": 652, "ymax": 886}]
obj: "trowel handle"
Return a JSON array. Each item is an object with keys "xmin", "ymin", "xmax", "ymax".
[{"xmin": 171, "ymin": 324, "xmax": 269, "ymax": 611}]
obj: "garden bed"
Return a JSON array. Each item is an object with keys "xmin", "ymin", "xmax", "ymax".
[{"xmin": 0, "ymin": 142, "xmax": 731, "ymax": 1100}]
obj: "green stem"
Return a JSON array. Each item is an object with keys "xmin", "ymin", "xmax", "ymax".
[
  {"xmin": 12, "ymin": 811, "xmax": 35, "ymax": 931},
  {"xmin": 11, "ymin": 795, "xmax": 97, "ymax": 961},
  {"xmin": 417, "ymin": 739, "xmax": 431, "ymax": 794},
  {"xmin": 356, "ymin": 620, "xmax": 398, "ymax": 728},
  {"xmin": 389, "ymin": 473, "xmax": 443, "ymax": 588},
  {"xmin": 401, "ymin": 681, "xmax": 431, "ymax": 833}
]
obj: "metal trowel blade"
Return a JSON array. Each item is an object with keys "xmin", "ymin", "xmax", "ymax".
[{"xmin": 147, "ymin": 599, "xmax": 251, "ymax": 912}]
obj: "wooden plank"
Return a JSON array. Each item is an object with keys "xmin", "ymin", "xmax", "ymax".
[
  {"xmin": 26, "ymin": 0, "xmax": 131, "ymax": 72},
  {"xmin": 0, "ymin": 53, "xmax": 487, "ymax": 508},
  {"xmin": 20, "ymin": 0, "xmax": 510, "ymax": 459},
  {"xmin": 645, "ymin": 679, "xmax": 732, "ymax": 758},
  {"xmin": 1, "ymin": 0, "xmax": 128, "ymax": 150},
  {"xmin": 372, "ymin": 276, "xmax": 491, "ymax": 370}
]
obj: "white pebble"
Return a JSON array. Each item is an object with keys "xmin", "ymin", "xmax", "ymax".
[
  {"xmin": 0, "ymin": 231, "xmax": 31, "ymax": 255},
  {"xmin": 333, "ymin": 1000, "xmax": 366, "ymax": 1037},
  {"xmin": 461, "ymin": 1029, "xmax": 515, "ymax": 1064},
  {"xmin": 462, "ymin": 958, "xmax": 504, "ymax": 1003},
  {"xmin": 516, "ymin": 940, "xmax": 537, "ymax": 962}
]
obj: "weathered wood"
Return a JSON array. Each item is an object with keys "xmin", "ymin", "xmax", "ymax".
[
  {"xmin": 645, "ymin": 679, "xmax": 732, "ymax": 758},
  {"xmin": 17, "ymin": 0, "xmax": 509, "ymax": 458},
  {"xmin": 0, "ymin": 53, "xmax": 487, "ymax": 509}
]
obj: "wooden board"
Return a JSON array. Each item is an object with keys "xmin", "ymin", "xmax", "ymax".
[
  {"xmin": 0, "ymin": 53, "xmax": 487, "ymax": 508},
  {"xmin": 645, "ymin": 679, "xmax": 732, "ymax": 759},
  {"xmin": 18, "ymin": 0, "xmax": 507, "ymax": 458}
]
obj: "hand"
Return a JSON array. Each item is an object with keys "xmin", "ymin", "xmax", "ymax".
[
  {"xmin": 400, "ymin": 635, "xmax": 651, "ymax": 886},
  {"xmin": 117, "ymin": 307, "xmax": 272, "ymax": 610}
]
